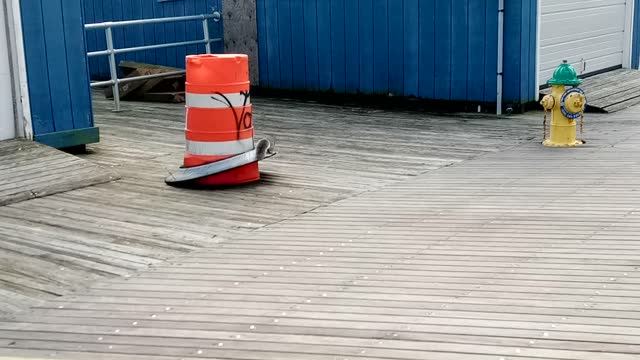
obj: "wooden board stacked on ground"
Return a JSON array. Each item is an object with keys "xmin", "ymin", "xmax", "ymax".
[
  {"xmin": 104, "ymin": 61, "xmax": 185, "ymax": 103},
  {"xmin": 0, "ymin": 139, "xmax": 117, "ymax": 207}
]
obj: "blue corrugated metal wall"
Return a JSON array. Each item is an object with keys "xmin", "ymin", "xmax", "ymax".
[
  {"xmin": 21, "ymin": 0, "xmax": 98, "ymax": 148},
  {"xmin": 83, "ymin": 0, "xmax": 224, "ymax": 80},
  {"xmin": 256, "ymin": 0, "xmax": 538, "ymax": 109}
]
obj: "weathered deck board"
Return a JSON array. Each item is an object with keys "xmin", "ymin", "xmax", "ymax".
[
  {"xmin": 0, "ymin": 99, "xmax": 639, "ymax": 358},
  {"xmin": 0, "ymin": 140, "xmax": 116, "ymax": 206}
]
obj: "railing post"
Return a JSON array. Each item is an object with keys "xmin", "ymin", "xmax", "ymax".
[
  {"xmin": 202, "ymin": 18, "xmax": 211, "ymax": 54},
  {"xmin": 105, "ymin": 26, "xmax": 121, "ymax": 112}
]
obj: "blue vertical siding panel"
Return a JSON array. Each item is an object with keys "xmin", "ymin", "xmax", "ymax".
[
  {"xmin": 93, "ymin": 2, "xmax": 108, "ymax": 78},
  {"xmin": 344, "ymin": 0, "xmax": 359, "ymax": 93},
  {"xmin": 403, "ymin": 0, "xmax": 419, "ymax": 97},
  {"xmin": 277, "ymin": 0, "xmax": 294, "ymax": 89},
  {"xmin": 484, "ymin": 0, "xmax": 498, "ymax": 103},
  {"xmin": 213, "ymin": 0, "xmax": 225, "ymax": 54},
  {"xmin": 519, "ymin": 0, "xmax": 531, "ymax": 103},
  {"xmin": 302, "ymin": 0, "xmax": 319, "ymax": 90},
  {"xmin": 112, "ymin": 0, "xmax": 125, "ymax": 65},
  {"xmin": 450, "ymin": 1, "xmax": 468, "ymax": 100},
  {"xmin": 388, "ymin": 1, "xmax": 404, "ymax": 95},
  {"xmin": 330, "ymin": 0, "xmax": 346, "ymax": 93},
  {"xmin": 467, "ymin": 0, "xmax": 486, "ymax": 101},
  {"xmin": 290, "ymin": 0, "xmax": 307, "ymax": 89},
  {"xmin": 130, "ymin": 0, "xmax": 145, "ymax": 62},
  {"xmin": 434, "ymin": 1, "xmax": 451, "ymax": 99},
  {"xmin": 373, "ymin": 0, "xmax": 389, "ymax": 94},
  {"xmin": 317, "ymin": 1, "xmax": 332, "ymax": 90},
  {"xmin": 195, "ymin": 1, "xmax": 208, "ymax": 55},
  {"xmin": 359, "ymin": 0, "xmax": 374, "ymax": 93},
  {"xmin": 151, "ymin": 1, "xmax": 167, "ymax": 68},
  {"xmin": 83, "ymin": 0, "xmax": 98, "ymax": 74},
  {"xmin": 634, "ymin": 0, "xmax": 640, "ymax": 69},
  {"xmin": 529, "ymin": 0, "xmax": 538, "ymax": 99},
  {"xmin": 185, "ymin": 0, "xmax": 198, "ymax": 57},
  {"xmin": 141, "ymin": 2, "xmax": 157, "ymax": 67},
  {"xmin": 503, "ymin": 0, "xmax": 522, "ymax": 105},
  {"xmin": 256, "ymin": 0, "xmax": 269, "ymax": 86},
  {"xmin": 163, "ymin": 3, "xmax": 178, "ymax": 68},
  {"xmin": 41, "ymin": 0, "xmax": 74, "ymax": 131},
  {"xmin": 20, "ymin": 0, "xmax": 54, "ymax": 134},
  {"xmin": 61, "ymin": 0, "xmax": 94, "ymax": 129},
  {"xmin": 174, "ymin": 1, "xmax": 187, "ymax": 69},
  {"xmin": 418, "ymin": 0, "xmax": 435, "ymax": 99},
  {"xmin": 265, "ymin": 1, "xmax": 281, "ymax": 88}
]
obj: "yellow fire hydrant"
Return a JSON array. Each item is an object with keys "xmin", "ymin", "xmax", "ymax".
[{"xmin": 540, "ymin": 60, "xmax": 587, "ymax": 147}]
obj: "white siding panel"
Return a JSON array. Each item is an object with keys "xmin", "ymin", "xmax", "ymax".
[
  {"xmin": 539, "ymin": 0, "xmax": 627, "ymax": 86},
  {"xmin": 0, "ymin": 4, "xmax": 16, "ymax": 141}
]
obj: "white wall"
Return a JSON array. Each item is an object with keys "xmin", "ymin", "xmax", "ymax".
[{"xmin": 0, "ymin": 0, "xmax": 16, "ymax": 140}]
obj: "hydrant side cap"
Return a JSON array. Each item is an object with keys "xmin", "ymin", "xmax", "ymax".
[{"xmin": 547, "ymin": 61, "xmax": 582, "ymax": 86}]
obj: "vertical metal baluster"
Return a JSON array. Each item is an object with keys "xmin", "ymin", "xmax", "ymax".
[
  {"xmin": 105, "ymin": 26, "xmax": 120, "ymax": 111},
  {"xmin": 202, "ymin": 18, "xmax": 211, "ymax": 54}
]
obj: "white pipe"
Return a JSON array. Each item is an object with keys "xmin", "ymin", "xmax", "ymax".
[
  {"xmin": 497, "ymin": 0, "xmax": 504, "ymax": 115},
  {"xmin": 7, "ymin": 0, "xmax": 32, "ymax": 139}
]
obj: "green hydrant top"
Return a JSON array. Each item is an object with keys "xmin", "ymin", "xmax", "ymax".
[{"xmin": 547, "ymin": 60, "xmax": 582, "ymax": 86}]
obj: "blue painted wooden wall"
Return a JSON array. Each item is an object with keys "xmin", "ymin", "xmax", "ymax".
[
  {"xmin": 21, "ymin": 0, "xmax": 98, "ymax": 148},
  {"xmin": 632, "ymin": 0, "xmax": 640, "ymax": 69},
  {"xmin": 83, "ymin": 0, "xmax": 224, "ymax": 80},
  {"xmin": 256, "ymin": 0, "xmax": 538, "ymax": 109}
]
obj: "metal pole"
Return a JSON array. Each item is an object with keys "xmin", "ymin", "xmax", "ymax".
[
  {"xmin": 496, "ymin": 0, "xmax": 504, "ymax": 115},
  {"xmin": 202, "ymin": 18, "xmax": 211, "ymax": 54},
  {"xmin": 105, "ymin": 26, "xmax": 121, "ymax": 112}
]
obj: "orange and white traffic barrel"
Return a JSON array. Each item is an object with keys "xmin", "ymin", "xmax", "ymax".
[{"xmin": 183, "ymin": 54, "xmax": 259, "ymax": 185}]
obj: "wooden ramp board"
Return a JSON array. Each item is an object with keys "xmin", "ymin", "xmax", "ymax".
[
  {"xmin": 0, "ymin": 140, "xmax": 117, "ymax": 207},
  {"xmin": 540, "ymin": 68, "xmax": 640, "ymax": 113}
]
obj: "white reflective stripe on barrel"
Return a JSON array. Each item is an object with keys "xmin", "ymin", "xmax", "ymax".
[
  {"xmin": 186, "ymin": 138, "xmax": 254, "ymax": 156},
  {"xmin": 186, "ymin": 92, "xmax": 251, "ymax": 109}
]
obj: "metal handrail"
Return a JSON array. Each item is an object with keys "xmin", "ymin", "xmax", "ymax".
[{"xmin": 85, "ymin": 13, "xmax": 221, "ymax": 111}]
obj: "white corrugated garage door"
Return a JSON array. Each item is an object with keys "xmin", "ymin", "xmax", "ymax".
[{"xmin": 539, "ymin": 0, "xmax": 632, "ymax": 86}]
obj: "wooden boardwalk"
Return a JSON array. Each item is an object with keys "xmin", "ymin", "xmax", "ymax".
[
  {"xmin": 2, "ymin": 95, "xmax": 640, "ymax": 359},
  {"xmin": 0, "ymin": 95, "xmax": 539, "ymax": 317}
]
